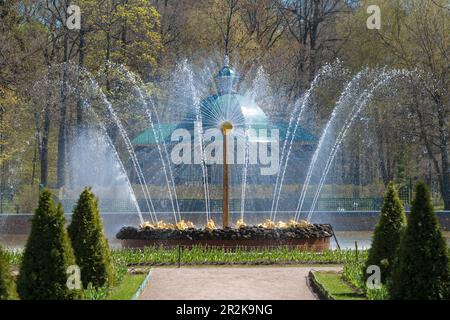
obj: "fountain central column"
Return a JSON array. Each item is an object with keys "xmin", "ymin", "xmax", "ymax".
[{"xmin": 221, "ymin": 121, "xmax": 233, "ymax": 228}]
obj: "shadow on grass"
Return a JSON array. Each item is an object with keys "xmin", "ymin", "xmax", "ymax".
[{"xmin": 333, "ymin": 292, "xmax": 365, "ymax": 299}]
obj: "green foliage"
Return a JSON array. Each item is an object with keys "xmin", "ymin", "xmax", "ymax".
[
  {"xmin": 83, "ymin": 283, "xmax": 110, "ymax": 300},
  {"xmin": 366, "ymin": 285, "xmax": 389, "ymax": 300},
  {"xmin": 113, "ymin": 246, "xmax": 366, "ymax": 265},
  {"xmin": 68, "ymin": 187, "xmax": 113, "ymax": 288},
  {"xmin": 0, "ymin": 246, "xmax": 16, "ymax": 300},
  {"xmin": 3, "ymin": 250, "xmax": 22, "ymax": 266},
  {"xmin": 390, "ymin": 182, "xmax": 450, "ymax": 299},
  {"xmin": 83, "ymin": 0, "xmax": 162, "ymax": 76},
  {"xmin": 84, "ymin": 274, "xmax": 146, "ymax": 300},
  {"xmin": 343, "ymin": 261, "xmax": 365, "ymax": 290},
  {"xmin": 82, "ymin": 247, "xmax": 129, "ymax": 300},
  {"xmin": 366, "ymin": 182, "xmax": 406, "ymax": 281},
  {"xmin": 343, "ymin": 261, "xmax": 389, "ymax": 300},
  {"xmin": 16, "ymin": 189, "xmax": 82, "ymax": 300}
]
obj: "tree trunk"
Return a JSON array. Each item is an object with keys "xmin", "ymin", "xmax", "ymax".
[
  {"xmin": 0, "ymin": 107, "xmax": 3, "ymax": 213},
  {"xmin": 57, "ymin": 16, "xmax": 69, "ymax": 189},
  {"xmin": 308, "ymin": 0, "xmax": 320, "ymax": 83},
  {"xmin": 105, "ymin": 28, "xmax": 111, "ymax": 92},
  {"xmin": 40, "ymin": 99, "xmax": 51, "ymax": 188},
  {"xmin": 76, "ymin": 20, "xmax": 85, "ymax": 135},
  {"xmin": 31, "ymin": 112, "xmax": 40, "ymax": 185},
  {"xmin": 437, "ymin": 105, "xmax": 450, "ymax": 210},
  {"xmin": 352, "ymin": 140, "xmax": 361, "ymax": 198},
  {"xmin": 376, "ymin": 128, "xmax": 390, "ymax": 186}
]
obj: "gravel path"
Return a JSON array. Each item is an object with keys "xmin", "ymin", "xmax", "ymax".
[{"xmin": 139, "ymin": 266, "xmax": 342, "ymax": 300}]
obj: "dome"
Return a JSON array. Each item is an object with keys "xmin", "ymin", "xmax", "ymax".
[
  {"xmin": 200, "ymin": 93, "xmax": 270, "ymax": 132},
  {"xmin": 167, "ymin": 57, "xmax": 272, "ymax": 142},
  {"xmin": 201, "ymin": 56, "xmax": 270, "ymax": 134}
]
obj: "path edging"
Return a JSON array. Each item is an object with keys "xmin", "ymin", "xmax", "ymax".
[
  {"xmin": 131, "ymin": 270, "xmax": 152, "ymax": 300},
  {"xmin": 308, "ymin": 270, "xmax": 335, "ymax": 300}
]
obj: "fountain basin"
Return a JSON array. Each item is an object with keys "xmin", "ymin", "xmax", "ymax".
[{"xmin": 116, "ymin": 224, "xmax": 333, "ymax": 251}]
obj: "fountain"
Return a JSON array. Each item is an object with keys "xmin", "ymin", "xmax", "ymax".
[
  {"xmin": 116, "ymin": 56, "xmax": 334, "ymax": 250},
  {"xmin": 17, "ymin": 57, "xmax": 403, "ymax": 250},
  {"xmin": 0, "ymin": 53, "xmax": 434, "ymax": 252}
]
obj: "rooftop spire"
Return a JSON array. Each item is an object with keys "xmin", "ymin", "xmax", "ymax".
[
  {"xmin": 214, "ymin": 54, "xmax": 239, "ymax": 95},
  {"xmin": 223, "ymin": 54, "xmax": 229, "ymax": 68}
]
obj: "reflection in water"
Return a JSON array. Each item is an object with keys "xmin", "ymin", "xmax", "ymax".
[{"xmin": 333, "ymin": 231, "xmax": 450, "ymax": 250}]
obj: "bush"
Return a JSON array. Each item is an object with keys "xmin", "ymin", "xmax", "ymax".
[
  {"xmin": 0, "ymin": 246, "xmax": 16, "ymax": 300},
  {"xmin": 17, "ymin": 189, "xmax": 81, "ymax": 300},
  {"xmin": 390, "ymin": 182, "xmax": 450, "ymax": 299},
  {"xmin": 68, "ymin": 187, "xmax": 113, "ymax": 288},
  {"xmin": 366, "ymin": 181, "xmax": 406, "ymax": 282}
]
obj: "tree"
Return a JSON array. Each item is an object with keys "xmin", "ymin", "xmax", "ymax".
[
  {"xmin": 0, "ymin": 245, "xmax": 16, "ymax": 300},
  {"xmin": 337, "ymin": 0, "xmax": 450, "ymax": 208},
  {"xmin": 68, "ymin": 187, "xmax": 113, "ymax": 288},
  {"xmin": 277, "ymin": 0, "xmax": 347, "ymax": 96},
  {"xmin": 84, "ymin": 0, "xmax": 162, "ymax": 80},
  {"xmin": 17, "ymin": 189, "xmax": 81, "ymax": 300},
  {"xmin": 0, "ymin": 1, "xmax": 46, "ymax": 209},
  {"xmin": 366, "ymin": 181, "xmax": 406, "ymax": 282},
  {"xmin": 390, "ymin": 182, "xmax": 450, "ymax": 300}
]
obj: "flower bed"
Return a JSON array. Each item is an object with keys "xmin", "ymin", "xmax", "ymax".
[{"xmin": 116, "ymin": 224, "xmax": 333, "ymax": 251}]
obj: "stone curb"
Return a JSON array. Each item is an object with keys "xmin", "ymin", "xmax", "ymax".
[
  {"xmin": 308, "ymin": 270, "xmax": 335, "ymax": 300},
  {"xmin": 131, "ymin": 270, "xmax": 152, "ymax": 300},
  {"xmin": 127, "ymin": 261, "xmax": 343, "ymax": 267}
]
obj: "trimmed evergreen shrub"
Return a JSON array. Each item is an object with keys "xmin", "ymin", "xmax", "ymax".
[
  {"xmin": 390, "ymin": 182, "xmax": 450, "ymax": 299},
  {"xmin": 17, "ymin": 189, "xmax": 81, "ymax": 300},
  {"xmin": 0, "ymin": 246, "xmax": 16, "ymax": 300},
  {"xmin": 68, "ymin": 187, "xmax": 113, "ymax": 288},
  {"xmin": 366, "ymin": 181, "xmax": 406, "ymax": 282}
]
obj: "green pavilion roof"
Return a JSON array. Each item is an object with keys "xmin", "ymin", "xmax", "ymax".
[
  {"xmin": 132, "ymin": 58, "xmax": 316, "ymax": 146},
  {"xmin": 132, "ymin": 122, "xmax": 316, "ymax": 146},
  {"xmin": 132, "ymin": 124, "xmax": 178, "ymax": 146}
]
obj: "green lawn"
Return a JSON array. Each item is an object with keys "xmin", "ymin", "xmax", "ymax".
[
  {"xmin": 312, "ymin": 271, "xmax": 365, "ymax": 300},
  {"xmin": 108, "ymin": 273, "xmax": 147, "ymax": 300}
]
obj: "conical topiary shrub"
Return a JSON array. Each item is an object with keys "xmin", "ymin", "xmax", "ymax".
[
  {"xmin": 390, "ymin": 182, "xmax": 450, "ymax": 299},
  {"xmin": 0, "ymin": 246, "xmax": 16, "ymax": 300},
  {"xmin": 17, "ymin": 189, "xmax": 81, "ymax": 300},
  {"xmin": 366, "ymin": 181, "xmax": 406, "ymax": 282},
  {"xmin": 68, "ymin": 187, "xmax": 113, "ymax": 288}
]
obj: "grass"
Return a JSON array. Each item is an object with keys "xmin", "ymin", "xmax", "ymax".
[
  {"xmin": 312, "ymin": 271, "xmax": 365, "ymax": 300},
  {"xmin": 5, "ymin": 247, "xmax": 364, "ymax": 300},
  {"xmin": 108, "ymin": 273, "xmax": 147, "ymax": 300}
]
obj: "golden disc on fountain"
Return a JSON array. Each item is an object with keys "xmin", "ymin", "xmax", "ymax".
[{"xmin": 220, "ymin": 121, "xmax": 233, "ymax": 135}]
